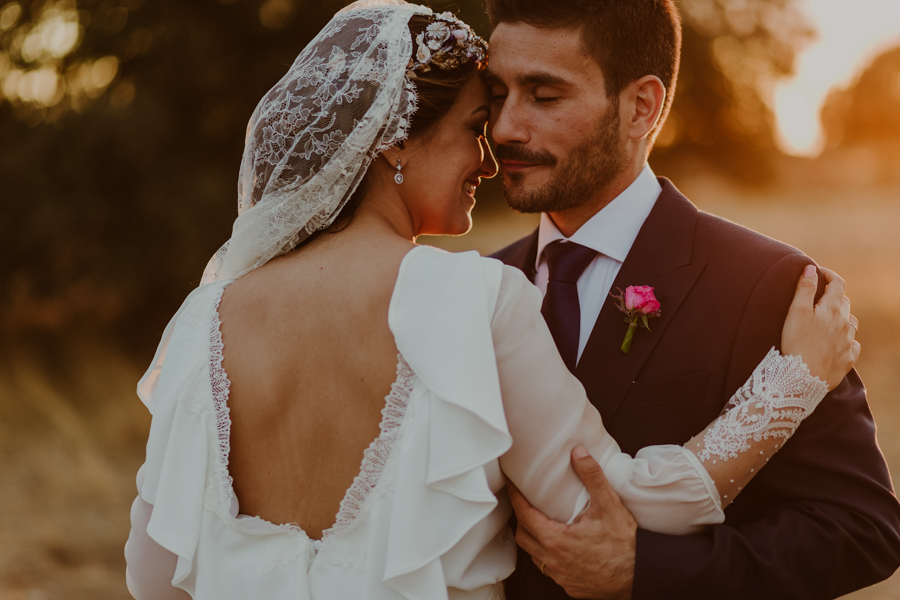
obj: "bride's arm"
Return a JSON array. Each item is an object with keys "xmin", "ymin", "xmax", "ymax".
[
  {"xmin": 493, "ymin": 264, "xmax": 857, "ymax": 533},
  {"xmin": 685, "ymin": 265, "xmax": 858, "ymax": 506}
]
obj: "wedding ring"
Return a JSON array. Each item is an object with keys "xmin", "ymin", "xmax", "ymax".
[
  {"xmin": 540, "ymin": 562, "xmax": 546, "ymax": 576},
  {"xmin": 849, "ymin": 316, "xmax": 859, "ymax": 335}
]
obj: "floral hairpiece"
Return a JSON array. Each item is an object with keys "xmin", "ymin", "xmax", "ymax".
[{"xmin": 406, "ymin": 12, "xmax": 487, "ymax": 79}]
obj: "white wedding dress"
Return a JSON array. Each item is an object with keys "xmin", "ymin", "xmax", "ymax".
[{"xmin": 126, "ymin": 246, "xmax": 826, "ymax": 600}]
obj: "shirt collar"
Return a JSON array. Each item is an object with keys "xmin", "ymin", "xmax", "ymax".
[{"xmin": 535, "ymin": 164, "xmax": 662, "ymax": 271}]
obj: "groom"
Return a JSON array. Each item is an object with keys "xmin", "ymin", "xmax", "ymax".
[{"xmin": 485, "ymin": 0, "xmax": 900, "ymax": 598}]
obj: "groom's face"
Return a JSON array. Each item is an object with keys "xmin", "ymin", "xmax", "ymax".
[{"xmin": 486, "ymin": 23, "xmax": 625, "ymax": 214}]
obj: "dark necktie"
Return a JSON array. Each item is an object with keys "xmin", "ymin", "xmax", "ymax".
[{"xmin": 541, "ymin": 241, "xmax": 599, "ymax": 373}]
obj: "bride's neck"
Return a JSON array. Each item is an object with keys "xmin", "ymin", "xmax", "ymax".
[{"xmin": 344, "ymin": 186, "xmax": 418, "ymax": 242}]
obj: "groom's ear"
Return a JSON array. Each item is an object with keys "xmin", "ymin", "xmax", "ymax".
[{"xmin": 624, "ymin": 75, "xmax": 666, "ymax": 142}]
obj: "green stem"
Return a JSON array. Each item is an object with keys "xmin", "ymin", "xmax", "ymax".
[{"xmin": 621, "ymin": 322, "xmax": 638, "ymax": 354}]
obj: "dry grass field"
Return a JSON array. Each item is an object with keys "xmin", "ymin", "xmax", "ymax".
[{"xmin": 2, "ymin": 175, "xmax": 899, "ymax": 599}]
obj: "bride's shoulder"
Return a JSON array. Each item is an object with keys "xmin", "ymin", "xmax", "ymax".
[
  {"xmin": 398, "ymin": 245, "xmax": 507, "ymax": 285},
  {"xmin": 160, "ymin": 280, "xmax": 233, "ymax": 337},
  {"xmin": 394, "ymin": 247, "xmax": 540, "ymax": 318},
  {"xmin": 186, "ymin": 280, "xmax": 231, "ymax": 311},
  {"xmin": 399, "ymin": 245, "xmax": 538, "ymax": 293}
]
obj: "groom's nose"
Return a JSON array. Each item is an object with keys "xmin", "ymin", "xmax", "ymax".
[{"xmin": 489, "ymin": 99, "xmax": 530, "ymax": 147}]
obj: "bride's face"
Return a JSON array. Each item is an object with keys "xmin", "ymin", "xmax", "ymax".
[{"xmin": 399, "ymin": 76, "xmax": 498, "ymax": 236}]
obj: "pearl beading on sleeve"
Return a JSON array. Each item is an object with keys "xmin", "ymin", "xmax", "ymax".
[
  {"xmin": 690, "ymin": 348, "xmax": 829, "ymax": 507},
  {"xmin": 697, "ymin": 348, "xmax": 829, "ymax": 464}
]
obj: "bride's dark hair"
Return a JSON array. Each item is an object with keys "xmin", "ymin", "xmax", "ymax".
[{"xmin": 317, "ymin": 13, "xmax": 486, "ymax": 235}]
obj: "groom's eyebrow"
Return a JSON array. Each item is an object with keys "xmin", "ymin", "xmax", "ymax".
[
  {"xmin": 516, "ymin": 71, "xmax": 572, "ymax": 87},
  {"xmin": 483, "ymin": 68, "xmax": 573, "ymax": 88}
]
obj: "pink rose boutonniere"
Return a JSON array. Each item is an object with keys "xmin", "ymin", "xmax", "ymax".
[{"xmin": 609, "ymin": 285, "xmax": 662, "ymax": 354}]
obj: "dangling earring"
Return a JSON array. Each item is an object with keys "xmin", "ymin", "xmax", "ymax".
[{"xmin": 394, "ymin": 159, "xmax": 404, "ymax": 184}]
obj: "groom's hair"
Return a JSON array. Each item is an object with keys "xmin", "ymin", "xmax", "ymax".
[{"xmin": 486, "ymin": 0, "xmax": 681, "ymax": 147}]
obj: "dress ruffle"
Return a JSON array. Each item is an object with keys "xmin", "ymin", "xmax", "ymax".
[
  {"xmin": 138, "ymin": 282, "xmax": 318, "ymax": 597},
  {"xmin": 137, "ymin": 283, "xmax": 231, "ymax": 590},
  {"xmin": 384, "ymin": 246, "xmax": 515, "ymax": 598}
]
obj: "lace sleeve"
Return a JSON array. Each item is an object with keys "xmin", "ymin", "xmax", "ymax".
[{"xmin": 688, "ymin": 348, "xmax": 829, "ymax": 507}]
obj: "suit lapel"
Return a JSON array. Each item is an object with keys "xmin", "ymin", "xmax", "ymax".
[
  {"xmin": 504, "ymin": 228, "xmax": 540, "ymax": 282},
  {"xmin": 575, "ymin": 179, "xmax": 706, "ymax": 423}
]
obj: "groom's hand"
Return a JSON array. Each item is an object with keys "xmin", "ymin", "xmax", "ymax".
[{"xmin": 509, "ymin": 446, "xmax": 637, "ymax": 600}]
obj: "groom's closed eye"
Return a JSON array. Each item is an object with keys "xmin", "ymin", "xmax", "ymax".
[{"xmin": 533, "ymin": 90, "xmax": 561, "ymax": 105}]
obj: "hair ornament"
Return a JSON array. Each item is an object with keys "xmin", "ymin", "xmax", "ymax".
[{"xmin": 406, "ymin": 11, "xmax": 487, "ymax": 79}]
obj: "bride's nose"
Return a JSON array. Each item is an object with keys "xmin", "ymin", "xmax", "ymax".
[{"xmin": 479, "ymin": 137, "xmax": 499, "ymax": 179}]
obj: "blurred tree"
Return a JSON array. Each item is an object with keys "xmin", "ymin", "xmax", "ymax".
[
  {"xmin": 821, "ymin": 44, "xmax": 900, "ymax": 147},
  {"xmin": 650, "ymin": 0, "xmax": 813, "ymax": 178},
  {"xmin": 0, "ymin": 0, "xmax": 347, "ymax": 347},
  {"xmin": 0, "ymin": 0, "xmax": 813, "ymax": 347}
]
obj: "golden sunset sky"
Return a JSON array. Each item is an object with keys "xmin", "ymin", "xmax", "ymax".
[{"xmin": 773, "ymin": 0, "xmax": 900, "ymax": 156}]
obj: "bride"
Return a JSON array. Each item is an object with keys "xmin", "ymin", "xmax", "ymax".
[{"xmin": 124, "ymin": 2, "xmax": 859, "ymax": 599}]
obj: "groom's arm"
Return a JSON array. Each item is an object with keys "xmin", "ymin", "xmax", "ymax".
[
  {"xmin": 632, "ymin": 254, "xmax": 900, "ymax": 600},
  {"xmin": 512, "ymin": 253, "xmax": 900, "ymax": 600}
]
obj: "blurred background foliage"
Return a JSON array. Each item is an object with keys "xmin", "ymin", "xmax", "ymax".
[
  {"xmin": 2, "ymin": 1, "xmax": 900, "ymax": 598},
  {"xmin": 822, "ymin": 44, "xmax": 900, "ymax": 147}
]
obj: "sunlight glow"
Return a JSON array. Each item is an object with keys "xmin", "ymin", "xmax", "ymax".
[
  {"xmin": 0, "ymin": 1, "xmax": 135, "ymax": 121},
  {"xmin": 773, "ymin": 0, "xmax": 900, "ymax": 156}
]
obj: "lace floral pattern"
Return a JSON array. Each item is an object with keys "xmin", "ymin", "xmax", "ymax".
[
  {"xmin": 201, "ymin": 3, "xmax": 429, "ymax": 284},
  {"xmin": 207, "ymin": 288, "xmax": 236, "ymax": 516},
  {"xmin": 317, "ymin": 355, "xmax": 415, "ymax": 569},
  {"xmin": 697, "ymin": 348, "xmax": 828, "ymax": 463},
  {"xmin": 325, "ymin": 355, "xmax": 414, "ymax": 535}
]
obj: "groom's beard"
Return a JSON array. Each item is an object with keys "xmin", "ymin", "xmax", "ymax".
[{"xmin": 497, "ymin": 103, "xmax": 625, "ymax": 215}]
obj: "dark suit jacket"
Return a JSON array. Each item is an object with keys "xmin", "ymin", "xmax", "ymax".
[{"xmin": 494, "ymin": 178, "xmax": 900, "ymax": 600}]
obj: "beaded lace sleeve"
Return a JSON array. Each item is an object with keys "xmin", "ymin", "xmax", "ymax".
[{"xmin": 688, "ymin": 348, "xmax": 829, "ymax": 507}]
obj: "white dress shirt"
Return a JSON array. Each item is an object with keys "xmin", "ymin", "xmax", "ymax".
[{"xmin": 535, "ymin": 164, "xmax": 662, "ymax": 364}]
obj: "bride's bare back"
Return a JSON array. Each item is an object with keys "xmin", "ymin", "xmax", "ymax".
[
  {"xmin": 210, "ymin": 69, "xmax": 496, "ymax": 539},
  {"xmin": 218, "ymin": 229, "xmax": 414, "ymax": 538}
]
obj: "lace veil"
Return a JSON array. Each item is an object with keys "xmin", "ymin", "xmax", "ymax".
[{"xmin": 201, "ymin": 0, "xmax": 430, "ymax": 284}]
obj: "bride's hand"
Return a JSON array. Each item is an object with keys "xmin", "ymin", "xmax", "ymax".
[{"xmin": 782, "ymin": 265, "xmax": 860, "ymax": 390}]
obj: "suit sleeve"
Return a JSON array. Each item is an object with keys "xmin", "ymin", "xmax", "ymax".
[{"xmin": 633, "ymin": 253, "xmax": 900, "ymax": 600}]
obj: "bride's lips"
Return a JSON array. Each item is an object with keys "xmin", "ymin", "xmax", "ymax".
[{"xmin": 463, "ymin": 178, "xmax": 480, "ymax": 196}]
